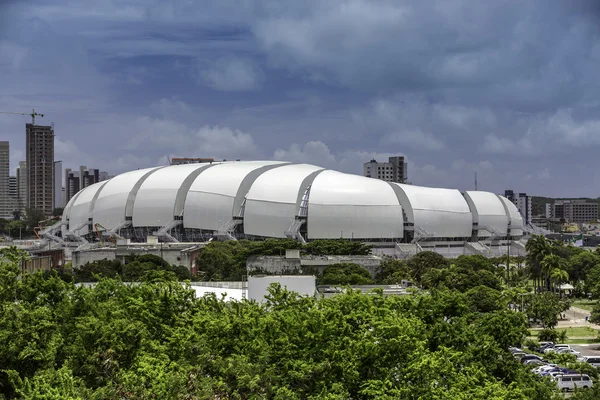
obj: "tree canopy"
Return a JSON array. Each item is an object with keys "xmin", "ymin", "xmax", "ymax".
[{"xmin": 0, "ymin": 246, "xmax": 562, "ymax": 399}]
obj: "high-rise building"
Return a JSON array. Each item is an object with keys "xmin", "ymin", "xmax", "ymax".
[
  {"xmin": 54, "ymin": 160, "xmax": 62, "ymax": 210},
  {"xmin": 0, "ymin": 141, "xmax": 10, "ymax": 218},
  {"xmin": 78, "ymin": 165, "xmax": 87, "ymax": 191},
  {"xmin": 363, "ymin": 156, "xmax": 408, "ymax": 183},
  {"xmin": 26, "ymin": 123, "xmax": 54, "ymax": 215},
  {"xmin": 82, "ymin": 168, "xmax": 99, "ymax": 189},
  {"xmin": 504, "ymin": 190, "xmax": 532, "ymax": 225},
  {"xmin": 8, "ymin": 176, "xmax": 17, "ymax": 199},
  {"xmin": 16, "ymin": 160, "xmax": 27, "ymax": 211},
  {"xmin": 99, "ymin": 171, "xmax": 109, "ymax": 182},
  {"xmin": 65, "ymin": 169, "xmax": 80, "ymax": 204}
]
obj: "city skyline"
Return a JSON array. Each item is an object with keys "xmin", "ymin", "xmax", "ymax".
[{"xmin": 1, "ymin": 1, "xmax": 600, "ymax": 197}]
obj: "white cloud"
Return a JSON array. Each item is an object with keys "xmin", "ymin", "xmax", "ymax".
[
  {"xmin": 273, "ymin": 141, "xmax": 336, "ymax": 168},
  {"xmin": 198, "ymin": 57, "xmax": 264, "ymax": 91},
  {"xmin": 123, "ymin": 117, "xmax": 260, "ymax": 161}
]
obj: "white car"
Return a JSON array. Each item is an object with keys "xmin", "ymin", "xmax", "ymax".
[
  {"xmin": 554, "ymin": 374, "xmax": 593, "ymax": 391},
  {"xmin": 577, "ymin": 356, "xmax": 600, "ymax": 368},
  {"xmin": 544, "ymin": 344, "xmax": 571, "ymax": 354},
  {"xmin": 557, "ymin": 348, "xmax": 581, "ymax": 356},
  {"xmin": 533, "ymin": 365, "xmax": 559, "ymax": 375}
]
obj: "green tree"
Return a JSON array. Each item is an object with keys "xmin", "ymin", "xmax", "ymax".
[
  {"xmin": 549, "ymin": 268, "xmax": 569, "ymax": 292},
  {"xmin": 407, "ymin": 251, "xmax": 449, "ymax": 284},
  {"xmin": 24, "ymin": 207, "xmax": 47, "ymax": 229},
  {"xmin": 568, "ymin": 251, "xmax": 600, "ymax": 283},
  {"xmin": 375, "ymin": 258, "xmax": 410, "ymax": 284},
  {"xmin": 541, "ymin": 254, "xmax": 566, "ymax": 291},
  {"xmin": 465, "ymin": 285, "xmax": 503, "ymax": 313},
  {"xmin": 320, "ymin": 263, "xmax": 374, "ymax": 285},
  {"xmin": 526, "ymin": 235, "xmax": 552, "ymax": 291}
]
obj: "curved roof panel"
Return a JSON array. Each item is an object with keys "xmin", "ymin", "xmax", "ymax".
[
  {"xmin": 67, "ymin": 181, "xmax": 109, "ymax": 236},
  {"xmin": 308, "ymin": 171, "xmax": 403, "ymax": 239},
  {"xmin": 62, "ymin": 188, "xmax": 85, "ymax": 237},
  {"xmin": 93, "ymin": 167, "xmax": 162, "ymax": 230},
  {"xmin": 132, "ymin": 163, "xmax": 215, "ymax": 227},
  {"xmin": 463, "ymin": 191, "xmax": 508, "ymax": 237},
  {"xmin": 244, "ymin": 164, "xmax": 324, "ymax": 238},
  {"xmin": 184, "ymin": 161, "xmax": 287, "ymax": 231},
  {"xmin": 498, "ymin": 195, "xmax": 524, "ymax": 237},
  {"xmin": 390, "ymin": 183, "xmax": 472, "ymax": 238}
]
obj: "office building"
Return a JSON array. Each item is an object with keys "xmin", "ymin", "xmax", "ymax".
[
  {"xmin": 82, "ymin": 168, "xmax": 99, "ymax": 188},
  {"xmin": 26, "ymin": 123, "xmax": 54, "ymax": 215},
  {"xmin": 65, "ymin": 169, "xmax": 80, "ymax": 204},
  {"xmin": 546, "ymin": 200, "xmax": 599, "ymax": 223},
  {"xmin": 8, "ymin": 176, "xmax": 17, "ymax": 199},
  {"xmin": 504, "ymin": 190, "xmax": 532, "ymax": 225},
  {"xmin": 0, "ymin": 141, "xmax": 10, "ymax": 218},
  {"xmin": 54, "ymin": 161, "xmax": 62, "ymax": 210},
  {"xmin": 363, "ymin": 156, "xmax": 408, "ymax": 183},
  {"xmin": 16, "ymin": 161, "xmax": 27, "ymax": 211},
  {"xmin": 78, "ymin": 165, "xmax": 87, "ymax": 191},
  {"xmin": 170, "ymin": 157, "xmax": 215, "ymax": 165}
]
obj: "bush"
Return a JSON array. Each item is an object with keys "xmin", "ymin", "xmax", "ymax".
[
  {"xmin": 538, "ymin": 328, "xmax": 559, "ymax": 343},
  {"xmin": 523, "ymin": 339, "xmax": 539, "ymax": 352},
  {"xmin": 320, "ymin": 263, "xmax": 374, "ymax": 285}
]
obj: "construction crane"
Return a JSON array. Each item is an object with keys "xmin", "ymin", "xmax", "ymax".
[{"xmin": 0, "ymin": 109, "xmax": 44, "ymax": 125}]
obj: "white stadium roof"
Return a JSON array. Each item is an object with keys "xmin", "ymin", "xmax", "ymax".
[{"xmin": 61, "ymin": 160, "xmax": 524, "ymax": 241}]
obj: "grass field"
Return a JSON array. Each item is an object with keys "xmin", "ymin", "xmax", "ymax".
[
  {"xmin": 529, "ymin": 326, "xmax": 598, "ymax": 339},
  {"xmin": 572, "ymin": 299, "xmax": 596, "ymax": 312}
]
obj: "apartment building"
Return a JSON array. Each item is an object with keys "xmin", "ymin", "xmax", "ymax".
[
  {"xmin": 363, "ymin": 156, "xmax": 408, "ymax": 183},
  {"xmin": 26, "ymin": 123, "xmax": 54, "ymax": 215},
  {"xmin": 546, "ymin": 200, "xmax": 599, "ymax": 223},
  {"xmin": 0, "ymin": 141, "xmax": 10, "ymax": 218},
  {"xmin": 504, "ymin": 190, "xmax": 532, "ymax": 225}
]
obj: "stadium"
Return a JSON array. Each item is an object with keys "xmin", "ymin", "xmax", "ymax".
[{"xmin": 57, "ymin": 161, "xmax": 528, "ymax": 257}]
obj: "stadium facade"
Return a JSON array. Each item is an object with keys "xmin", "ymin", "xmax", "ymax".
[{"xmin": 58, "ymin": 161, "xmax": 524, "ymax": 252}]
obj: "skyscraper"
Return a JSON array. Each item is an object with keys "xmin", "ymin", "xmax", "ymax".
[
  {"xmin": 16, "ymin": 160, "xmax": 27, "ymax": 212},
  {"xmin": 26, "ymin": 123, "xmax": 54, "ymax": 215},
  {"xmin": 0, "ymin": 141, "xmax": 10, "ymax": 218},
  {"xmin": 65, "ymin": 169, "xmax": 80, "ymax": 204},
  {"xmin": 54, "ymin": 160, "xmax": 62, "ymax": 209}
]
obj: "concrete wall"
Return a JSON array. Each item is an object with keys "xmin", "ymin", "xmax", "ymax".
[
  {"xmin": 72, "ymin": 250, "xmax": 116, "ymax": 269},
  {"xmin": 72, "ymin": 245, "xmax": 204, "ymax": 270},
  {"xmin": 246, "ymin": 255, "xmax": 383, "ymax": 277},
  {"xmin": 248, "ymin": 275, "xmax": 316, "ymax": 303}
]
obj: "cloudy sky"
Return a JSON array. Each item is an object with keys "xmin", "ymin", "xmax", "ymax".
[{"xmin": 1, "ymin": 0, "xmax": 599, "ymax": 197}]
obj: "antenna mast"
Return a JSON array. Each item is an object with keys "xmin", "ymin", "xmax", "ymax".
[{"xmin": 474, "ymin": 172, "xmax": 478, "ymax": 190}]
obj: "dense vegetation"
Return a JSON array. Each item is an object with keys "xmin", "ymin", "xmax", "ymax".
[
  {"xmin": 2, "ymin": 235, "xmax": 600, "ymax": 398},
  {"xmin": 0, "ymin": 246, "xmax": 561, "ymax": 399},
  {"xmin": 51, "ymin": 254, "xmax": 194, "ymax": 283},
  {"xmin": 196, "ymin": 239, "xmax": 371, "ymax": 281}
]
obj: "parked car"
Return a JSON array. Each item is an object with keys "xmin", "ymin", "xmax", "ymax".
[
  {"xmin": 533, "ymin": 365, "xmax": 559, "ymax": 375},
  {"xmin": 513, "ymin": 352, "xmax": 526, "ymax": 359},
  {"xmin": 537, "ymin": 342, "xmax": 554, "ymax": 352},
  {"xmin": 524, "ymin": 359, "xmax": 546, "ymax": 366},
  {"xmin": 557, "ymin": 348, "xmax": 581, "ymax": 356},
  {"xmin": 521, "ymin": 354, "xmax": 543, "ymax": 362},
  {"xmin": 508, "ymin": 347, "xmax": 523, "ymax": 354},
  {"xmin": 577, "ymin": 356, "xmax": 600, "ymax": 368},
  {"xmin": 554, "ymin": 374, "xmax": 593, "ymax": 391},
  {"xmin": 544, "ymin": 344, "xmax": 571, "ymax": 354}
]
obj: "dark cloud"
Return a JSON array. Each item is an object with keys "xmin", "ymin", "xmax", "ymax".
[{"xmin": 1, "ymin": 0, "xmax": 600, "ymax": 197}]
